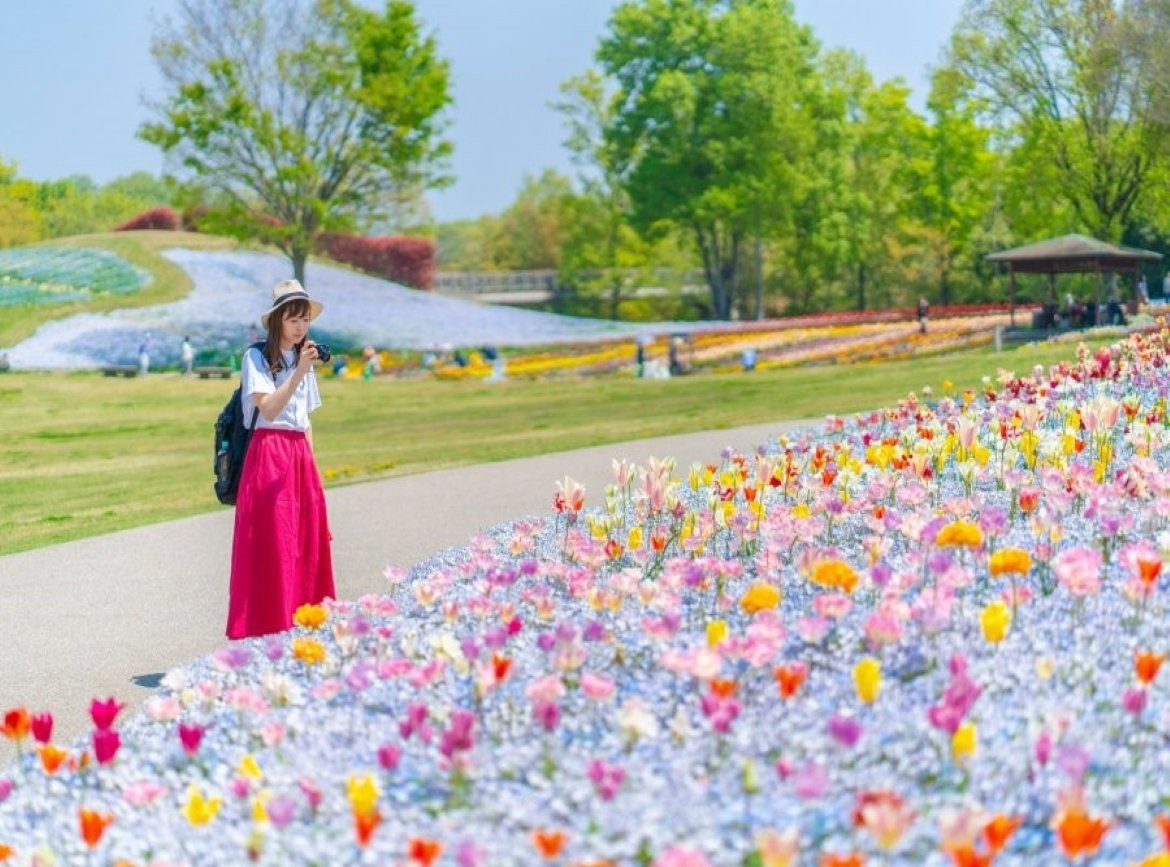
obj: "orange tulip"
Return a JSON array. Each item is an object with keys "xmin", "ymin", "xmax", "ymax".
[
  {"xmin": 1136, "ymin": 651, "xmax": 1164, "ymax": 686},
  {"xmin": 492, "ymin": 654, "xmax": 513, "ymax": 683},
  {"xmin": 408, "ymin": 837, "xmax": 444, "ymax": 866},
  {"xmin": 774, "ymin": 664, "xmax": 807, "ymax": 699},
  {"xmin": 947, "ymin": 845, "xmax": 992, "ymax": 867},
  {"xmin": 79, "ymin": 808, "xmax": 113, "ymax": 848},
  {"xmin": 1, "ymin": 709, "xmax": 29, "ymax": 742},
  {"xmin": 37, "ymin": 744, "xmax": 68, "ymax": 776},
  {"xmin": 1156, "ymin": 815, "xmax": 1170, "ymax": 849},
  {"xmin": 0, "ymin": 844, "xmax": 13, "ymax": 862},
  {"xmin": 353, "ymin": 810, "xmax": 381, "ymax": 847},
  {"xmin": 1054, "ymin": 808, "xmax": 1110, "ymax": 859},
  {"xmin": 982, "ymin": 814, "xmax": 1022, "ymax": 853},
  {"xmin": 709, "ymin": 679, "xmax": 738, "ymax": 700},
  {"xmin": 819, "ymin": 854, "xmax": 864, "ymax": 867},
  {"xmin": 532, "ymin": 829, "xmax": 567, "ymax": 859},
  {"xmin": 1137, "ymin": 558, "xmax": 1163, "ymax": 587}
]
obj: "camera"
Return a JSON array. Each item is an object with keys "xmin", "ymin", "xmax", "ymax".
[{"xmin": 314, "ymin": 343, "xmax": 332, "ymax": 364}]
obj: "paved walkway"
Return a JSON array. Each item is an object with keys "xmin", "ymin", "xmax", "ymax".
[{"xmin": 0, "ymin": 418, "xmax": 812, "ymax": 762}]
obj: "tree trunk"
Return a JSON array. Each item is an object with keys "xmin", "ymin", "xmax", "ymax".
[
  {"xmin": 695, "ymin": 223, "xmax": 740, "ymax": 320},
  {"xmin": 292, "ymin": 251, "xmax": 308, "ymax": 287},
  {"xmin": 856, "ymin": 263, "xmax": 866, "ymax": 312},
  {"xmin": 754, "ymin": 233, "xmax": 764, "ymax": 321}
]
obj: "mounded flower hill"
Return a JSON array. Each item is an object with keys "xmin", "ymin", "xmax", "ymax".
[{"xmin": 3, "ymin": 330, "xmax": 1170, "ymax": 864}]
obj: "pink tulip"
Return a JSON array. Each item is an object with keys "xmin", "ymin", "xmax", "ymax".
[
  {"xmin": 31, "ymin": 712, "xmax": 53, "ymax": 744},
  {"xmin": 178, "ymin": 723, "xmax": 205, "ymax": 757},
  {"xmin": 89, "ymin": 697, "xmax": 125, "ymax": 731},
  {"xmin": 377, "ymin": 743, "xmax": 402, "ymax": 771},
  {"xmin": 92, "ymin": 728, "xmax": 120, "ymax": 765},
  {"xmin": 1122, "ymin": 687, "xmax": 1148, "ymax": 716}
]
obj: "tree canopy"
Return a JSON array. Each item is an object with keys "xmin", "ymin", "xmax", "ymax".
[{"xmin": 140, "ymin": 0, "xmax": 453, "ymax": 284}]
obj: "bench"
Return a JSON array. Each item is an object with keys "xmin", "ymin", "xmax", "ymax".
[
  {"xmin": 194, "ymin": 366, "xmax": 233, "ymax": 379},
  {"xmin": 101, "ymin": 365, "xmax": 139, "ymax": 377}
]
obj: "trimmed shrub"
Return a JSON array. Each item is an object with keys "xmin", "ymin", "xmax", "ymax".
[
  {"xmin": 317, "ymin": 232, "xmax": 436, "ymax": 290},
  {"xmin": 114, "ymin": 207, "xmax": 180, "ymax": 232}
]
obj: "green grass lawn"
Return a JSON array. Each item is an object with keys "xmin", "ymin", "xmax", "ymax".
[{"xmin": 0, "ymin": 336, "xmax": 1116, "ymax": 556}]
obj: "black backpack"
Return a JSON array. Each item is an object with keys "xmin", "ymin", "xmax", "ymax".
[{"xmin": 213, "ymin": 343, "xmax": 264, "ymax": 505}]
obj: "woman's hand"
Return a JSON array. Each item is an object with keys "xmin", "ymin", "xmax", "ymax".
[{"xmin": 297, "ymin": 341, "xmax": 320, "ymax": 375}]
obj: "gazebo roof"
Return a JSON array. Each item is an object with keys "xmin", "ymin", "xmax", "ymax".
[{"xmin": 986, "ymin": 233, "xmax": 1162, "ymax": 274}]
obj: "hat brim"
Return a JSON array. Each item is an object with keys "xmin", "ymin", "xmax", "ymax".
[{"xmin": 259, "ymin": 298, "xmax": 324, "ymax": 331}]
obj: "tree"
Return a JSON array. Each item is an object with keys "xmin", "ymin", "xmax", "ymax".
[
  {"xmin": 484, "ymin": 170, "xmax": 576, "ymax": 271},
  {"xmin": 0, "ymin": 159, "xmax": 42, "ymax": 249},
  {"xmin": 140, "ymin": 0, "xmax": 452, "ymax": 284},
  {"xmin": 901, "ymin": 68, "xmax": 1000, "ymax": 305},
  {"xmin": 947, "ymin": 0, "xmax": 1168, "ymax": 242},
  {"xmin": 596, "ymin": 0, "xmax": 819, "ymax": 319}
]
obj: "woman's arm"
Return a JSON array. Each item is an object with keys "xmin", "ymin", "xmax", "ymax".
[{"xmin": 255, "ymin": 343, "xmax": 320, "ymax": 422}]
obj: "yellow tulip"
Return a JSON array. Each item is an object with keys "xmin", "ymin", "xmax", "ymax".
[
  {"xmin": 854, "ymin": 657, "xmax": 882, "ymax": 704},
  {"xmin": 951, "ymin": 722, "xmax": 977, "ymax": 762},
  {"xmin": 291, "ymin": 638, "xmax": 327, "ymax": 665},
  {"xmin": 989, "ymin": 548, "xmax": 1032, "ymax": 577},
  {"xmin": 706, "ymin": 620, "xmax": 728, "ymax": 648},
  {"xmin": 347, "ymin": 774, "xmax": 379, "ymax": 817},
  {"xmin": 981, "ymin": 601, "xmax": 1011, "ymax": 643},
  {"xmin": 740, "ymin": 584, "xmax": 782, "ymax": 615},
  {"xmin": 627, "ymin": 526, "xmax": 643, "ymax": 550},
  {"xmin": 181, "ymin": 786, "xmax": 222, "ymax": 826},
  {"xmin": 237, "ymin": 754, "xmax": 263, "ymax": 780},
  {"xmin": 292, "ymin": 603, "xmax": 328, "ymax": 630}
]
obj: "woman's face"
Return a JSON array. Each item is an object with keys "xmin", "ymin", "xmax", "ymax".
[{"xmin": 278, "ymin": 307, "xmax": 311, "ymax": 348}]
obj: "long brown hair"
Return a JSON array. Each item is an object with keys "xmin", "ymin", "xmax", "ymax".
[{"xmin": 261, "ymin": 298, "xmax": 312, "ymax": 373}]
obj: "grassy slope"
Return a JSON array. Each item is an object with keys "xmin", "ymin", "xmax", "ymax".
[
  {"xmin": 0, "ymin": 231, "xmax": 239, "ymax": 348},
  {"xmin": 0, "ymin": 336, "xmax": 1116, "ymax": 556}
]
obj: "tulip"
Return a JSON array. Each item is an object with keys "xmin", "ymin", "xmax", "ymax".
[
  {"xmin": 78, "ymin": 808, "xmax": 113, "ymax": 848},
  {"xmin": 980, "ymin": 601, "xmax": 1011, "ymax": 643},
  {"xmin": 1, "ymin": 709, "xmax": 30, "ymax": 743},
  {"xmin": 293, "ymin": 603, "xmax": 329, "ymax": 629},
  {"xmin": 354, "ymin": 809, "xmax": 381, "ymax": 847},
  {"xmin": 88, "ymin": 697, "xmax": 124, "ymax": 731},
  {"xmin": 1135, "ymin": 650, "xmax": 1164, "ymax": 686},
  {"xmin": 181, "ymin": 786, "xmax": 222, "ymax": 826},
  {"xmin": 30, "ymin": 712, "xmax": 53, "ymax": 744},
  {"xmin": 376, "ymin": 743, "xmax": 401, "ymax": 771},
  {"xmin": 951, "ymin": 722, "xmax": 977, "ymax": 763},
  {"xmin": 1054, "ymin": 807, "xmax": 1110, "ymax": 859},
  {"xmin": 854, "ymin": 658, "xmax": 882, "ymax": 705},
  {"xmin": 706, "ymin": 619, "xmax": 728, "ymax": 647},
  {"xmin": 982, "ymin": 814, "xmax": 1022, "ymax": 853},
  {"xmin": 740, "ymin": 583, "xmax": 782, "ymax": 614},
  {"xmin": 774, "ymin": 663, "xmax": 808, "ymax": 699},
  {"xmin": 532, "ymin": 829, "xmax": 567, "ymax": 860},
  {"xmin": 37, "ymin": 744, "xmax": 68, "ymax": 775},
  {"xmin": 178, "ymin": 722, "xmax": 205, "ymax": 757},
  {"xmin": 408, "ymin": 837, "xmax": 444, "ymax": 867},
  {"xmin": 92, "ymin": 729, "xmax": 120, "ymax": 765}
]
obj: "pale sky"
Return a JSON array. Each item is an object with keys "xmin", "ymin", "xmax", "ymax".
[{"xmin": 0, "ymin": 0, "xmax": 964, "ymax": 221}]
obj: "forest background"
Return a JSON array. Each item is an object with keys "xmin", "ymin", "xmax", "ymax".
[{"xmin": 4, "ymin": 0, "xmax": 1170, "ymax": 323}]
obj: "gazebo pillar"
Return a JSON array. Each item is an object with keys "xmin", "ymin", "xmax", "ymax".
[{"xmin": 1008, "ymin": 270, "xmax": 1016, "ymax": 327}]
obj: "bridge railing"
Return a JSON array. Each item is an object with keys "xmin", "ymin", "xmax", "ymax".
[{"xmin": 433, "ymin": 268, "xmax": 708, "ymax": 300}]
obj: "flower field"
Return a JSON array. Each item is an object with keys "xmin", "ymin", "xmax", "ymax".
[
  {"xmin": 434, "ymin": 313, "xmax": 1014, "ymax": 380},
  {"xmin": 5, "ymin": 330, "xmax": 1170, "ymax": 865},
  {"xmin": 0, "ymin": 247, "xmax": 150, "ymax": 307}
]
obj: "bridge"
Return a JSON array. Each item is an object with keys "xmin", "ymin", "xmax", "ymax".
[{"xmin": 433, "ymin": 269, "xmax": 708, "ymax": 305}]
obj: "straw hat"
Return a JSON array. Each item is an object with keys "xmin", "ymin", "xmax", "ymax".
[{"xmin": 259, "ymin": 279, "xmax": 323, "ymax": 331}]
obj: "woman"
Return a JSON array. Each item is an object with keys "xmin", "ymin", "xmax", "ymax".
[{"xmin": 227, "ymin": 279, "xmax": 335, "ymax": 639}]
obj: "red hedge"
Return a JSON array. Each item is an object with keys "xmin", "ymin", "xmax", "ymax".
[
  {"xmin": 114, "ymin": 207, "xmax": 180, "ymax": 232},
  {"xmin": 317, "ymin": 232, "xmax": 436, "ymax": 291}
]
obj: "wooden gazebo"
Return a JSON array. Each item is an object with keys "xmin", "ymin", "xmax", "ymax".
[{"xmin": 986, "ymin": 233, "xmax": 1161, "ymax": 327}]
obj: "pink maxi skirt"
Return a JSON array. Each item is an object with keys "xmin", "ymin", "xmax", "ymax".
[{"xmin": 227, "ymin": 428, "xmax": 335, "ymax": 639}]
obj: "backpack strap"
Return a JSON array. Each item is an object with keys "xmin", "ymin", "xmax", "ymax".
[{"xmin": 245, "ymin": 341, "xmax": 267, "ymax": 431}]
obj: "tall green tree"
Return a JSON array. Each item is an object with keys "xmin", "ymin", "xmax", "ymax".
[
  {"xmin": 947, "ymin": 0, "xmax": 1167, "ymax": 242},
  {"xmin": 140, "ymin": 0, "xmax": 452, "ymax": 284},
  {"xmin": 596, "ymin": 0, "xmax": 819, "ymax": 319},
  {"xmin": 901, "ymin": 68, "xmax": 1000, "ymax": 305}
]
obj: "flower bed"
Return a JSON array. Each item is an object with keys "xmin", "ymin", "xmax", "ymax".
[
  {"xmin": 0, "ymin": 247, "xmax": 150, "ymax": 307},
  {"xmin": 4, "ymin": 332, "xmax": 1170, "ymax": 864}
]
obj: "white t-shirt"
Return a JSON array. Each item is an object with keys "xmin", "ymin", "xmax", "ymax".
[{"xmin": 241, "ymin": 347, "xmax": 321, "ymax": 431}]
